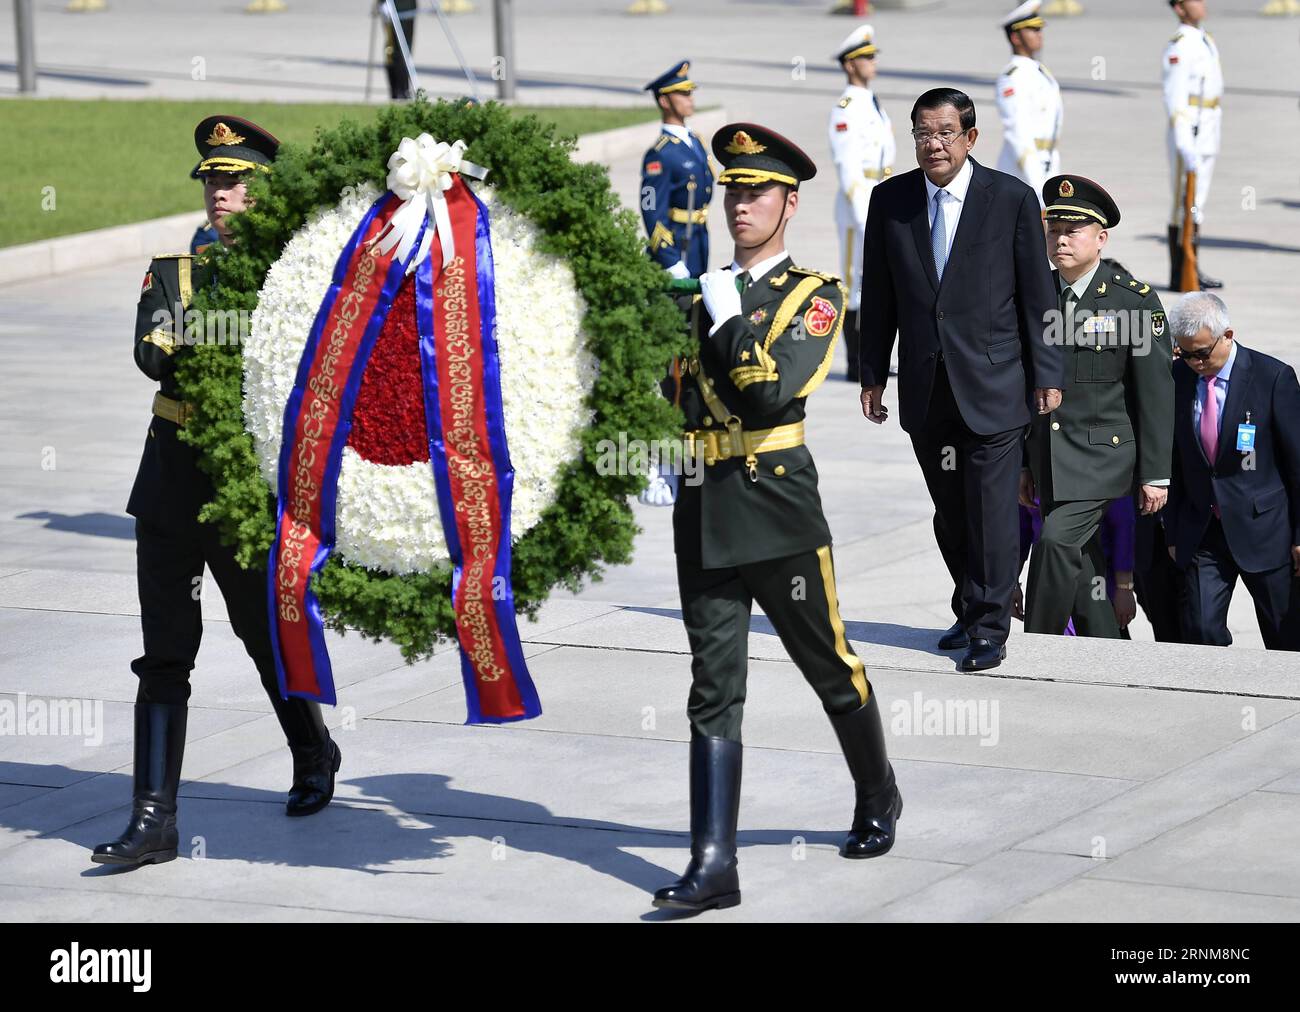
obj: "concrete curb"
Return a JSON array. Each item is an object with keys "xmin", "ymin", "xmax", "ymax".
[{"xmin": 0, "ymin": 108, "xmax": 728, "ymax": 287}]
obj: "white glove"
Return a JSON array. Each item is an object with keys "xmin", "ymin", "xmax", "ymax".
[
  {"xmin": 638, "ymin": 467, "xmax": 679, "ymax": 507},
  {"xmin": 700, "ymin": 268, "xmax": 743, "ymax": 336},
  {"xmin": 666, "ymin": 260, "xmax": 691, "ymax": 281}
]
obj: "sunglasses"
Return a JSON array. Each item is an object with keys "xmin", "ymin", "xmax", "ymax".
[{"xmin": 1174, "ymin": 334, "xmax": 1223, "ymax": 363}]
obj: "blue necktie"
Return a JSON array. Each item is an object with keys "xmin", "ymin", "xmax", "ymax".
[{"xmin": 931, "ymin": 190, "xmax": 949, "ymax": 280}]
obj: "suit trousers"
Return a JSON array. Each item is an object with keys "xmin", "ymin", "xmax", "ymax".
[
  {"xmin": 132, "ymin": 516, "xmax": 281, "ymax": 705},
  {"xmin": 1135, "ymin": 514, "xmax": 1186, "ymax": 642},
  {"xmin": 1182, "ymin": 516, "xmax": 1300, "ymax": 651},
  {"xmin": 677, "ymin": 546, "xmax": 869, "ymax": 741},
  {"xmin": 910, "ymin": 360, "xmax": 1024, "ymax": 643}
]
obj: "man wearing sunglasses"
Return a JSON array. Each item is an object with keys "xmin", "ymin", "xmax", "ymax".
[{"xmin": 1166, "ymin": 294, "xmax": 1300, "ymax": 650}]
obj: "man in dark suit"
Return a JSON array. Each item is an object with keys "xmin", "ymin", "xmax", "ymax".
[
  {"xmin": 859, "ymin": 87, "xmax": 1064, "ymax": 670},
  {"xmin": 1166, "ymin": 292, "xmax": 1300, "ymax": 650}
]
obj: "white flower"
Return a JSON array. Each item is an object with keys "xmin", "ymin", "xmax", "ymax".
[{"xmin": 244, "ymin": 180, "xmax": 596, "ymax": 575}]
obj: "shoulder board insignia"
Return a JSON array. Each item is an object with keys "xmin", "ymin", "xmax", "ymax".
[
  {"xmin": 838, "ymin": 96, "xmax": 852, "ymax": 108},
  {"xmin": 790, "ymin": 266, "xmax": 837, "ymax": 283},
  {"xmin": 653, "ymin": 135, "xmax": 670, "ymax": 152},
  {"xmin": 768, "ymin": 271, "xmax": 790, "ymax": 288},
  {"xmin": 1004, "ymin": 64, "xmax": 1018, "ymax": 76}
]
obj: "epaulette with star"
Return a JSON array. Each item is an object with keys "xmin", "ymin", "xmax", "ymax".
[{"xmin": 1110, "ymin": 269, "xmax": 1152, "ymax": 297}]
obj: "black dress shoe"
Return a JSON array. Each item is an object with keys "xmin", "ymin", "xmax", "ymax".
[
  {"xmin": 829, "ymin": 694, "xmax": 902, "ymax": 859},
  {"xmin": 92, "ymin": 702, "xmax": 187, "ymax": 867},
  {"xmin": 265, "ymin": 690, "xmax": 341, "ymax": 817},
  {"xmin": 653, "ymin": 736, "xmax": 742, "ymax": 912},
  {"xmin": 937, "ymin": 621, "xmax": 969, "ymax": 651},
  {"xmin": 960, "ymin": 638, "xmax": 1006, "ymax": 671},
  {"xmin": 288, "ymin": 738, "xmax": 342, "ymax": 817}
]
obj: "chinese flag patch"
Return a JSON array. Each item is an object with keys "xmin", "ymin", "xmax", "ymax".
[
  {"xmin": 805, "ymin": 296, "xmax": 837, "ymax": 338},
  {"xmin": 835, "ymin": 122, "xmax": 848, "ymax": 132},
  {"xmin": 1002, "ymin": 87, "xmax": 1015, "ymax": 97},
  {"xmin": 1168, "ymin": 56, "xmax": 1179, "ymax": 64},
  {"xmin": 645, "ymin": 160, "xmax": 663, "ymax": 175}
]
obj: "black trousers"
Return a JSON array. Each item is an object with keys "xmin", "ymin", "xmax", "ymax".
[
  {"xmin": 1182, "ymin": 516, "xmax": 1300, "ymax": 651},
  {"xmin": 677, "ymin": 547, "xmax": 869, "ymax": 742},
  {"xmin": 1135, "ymin": 514, "xmax": 1185, "ymax": 642},
  {"xmin": 384, "ymin": 0, "xmax": 418, "ymax": 100},
  {"xmin": 910, "ymin": 361, "xmax": 1023, "ymax": 643},
  {"xmin": 132, "ymin": 516, "xmax": 280, "ymax": 705}
]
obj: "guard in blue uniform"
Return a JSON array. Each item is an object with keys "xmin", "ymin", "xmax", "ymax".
[{"xmin": 641, "ymin": 61, "xmax": 715, "ymax": 279}]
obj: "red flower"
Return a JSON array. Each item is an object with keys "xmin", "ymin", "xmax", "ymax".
[{"xmin": 348, "ymin": 276, "xmax": 431, "ymax": 466}]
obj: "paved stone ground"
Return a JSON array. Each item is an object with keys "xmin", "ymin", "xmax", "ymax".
[{"xmin": 1, "ymin": 0, "xmax": 1298, "ymax": 921}]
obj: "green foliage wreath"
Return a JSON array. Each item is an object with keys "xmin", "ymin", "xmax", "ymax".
[{"xmin": 175, "ymin": 98, "xmax": 686, "ymax": 660}]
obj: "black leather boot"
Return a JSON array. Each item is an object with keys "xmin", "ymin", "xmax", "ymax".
[
  {"xmin": 92, "ymin": 702, "xmax": 186, "ymax": 867},
  {"xmin": 653, "ymin": 735, "xmax": 742, "ymax": 912},
  {"xmin": 266, "ymin": 692, "xmax": 341, "ymax": 817},
  {"xmin": 829, "ymin": 694, "xmax": 902, "ymax": 859},
  {"xmin": 844, "ymin": 309, "xmax": 861, "ymax": 383},
  {"xmin": 1193, "ymin": 224, "xmax": 1223, "ymax": 289},
  {"xmin": 1167, "ymin": 225, "xmax": 1184, "ymax": 292}
]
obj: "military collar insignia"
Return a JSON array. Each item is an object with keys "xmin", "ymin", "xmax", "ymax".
[
  {"xmin": 206, "ymin": 122, "xmax": 246, "ymax": 147},
  {"xmin": 725, "ymin": 130, "xmax": 766, "ymax": 156},
  {"xmin": 1096, "ymin": 281, "xmax": 1106, "ymax": 295},
  {"xmin": 1058, "ymin": 179, "xmax": 1075, "ymax": 198}
]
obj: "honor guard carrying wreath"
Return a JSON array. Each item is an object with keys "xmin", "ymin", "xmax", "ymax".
[
  {"xmin": 994, "ymin": 1, "xmax": 1063, "ymax": 203},
  {"xmin": 828, "ymin": 24, "xmax": 895, "ymax": 382},
  {"xmin": 650, "ymin": 123, "xmax": 901, "ymax": 914},
  {"xmin": 640, "ymin": 61, "xmax": 715, "ymax": 280},
  {"xmin": 93, "ymin": 116, "xmax": 341, "ymax": 869}
]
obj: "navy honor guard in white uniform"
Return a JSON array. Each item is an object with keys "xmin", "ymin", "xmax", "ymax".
[
  {"xmin": 994, "ymin": 1, "xmax": 1063, "ymax": 204},
  {"xmin": 828, "ymin": 24, "xmax": 895, "ymax": 382}
]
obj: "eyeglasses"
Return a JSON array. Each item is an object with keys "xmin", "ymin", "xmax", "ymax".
[
  {"xmin": 1173, "ymin": 333, "xmax": 1223, "ymax": 362},
  {"xmin": 911, "ymin": 129, "xmax": 965, "ymax": 148}
]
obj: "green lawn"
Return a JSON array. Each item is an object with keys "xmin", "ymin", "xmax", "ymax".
[{"xmin": 0, "ymin": 100, "xmax": 659, "ymax": 248}]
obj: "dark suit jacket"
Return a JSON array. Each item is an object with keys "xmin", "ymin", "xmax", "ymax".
[
  {"xmin": 858, "ymin": 157, "xmax": 1063, "ymax": 435},
  {"xmin": 1168, "ymin": 343, "xmax": 1300, "ymax": 573}
]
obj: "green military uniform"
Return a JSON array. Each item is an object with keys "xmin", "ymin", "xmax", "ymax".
[
  {"xmin": 95, "ymin": 116, "xmax": 340, "ymax": 871},
  {"xmin": 653, "ymin": 124, "xmax": 900, "ymax": 914},
  {"xmin": 673, "ymin": 258, "xmax": 869, "ymax": 737},
  {"xmin": 1025, "ymin": 175, "xmax": 1175, "ymax": 637}
]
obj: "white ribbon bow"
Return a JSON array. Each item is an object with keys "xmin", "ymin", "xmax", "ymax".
[{"xmin": 371, "ymin": 134, "xmax": 488, "ymax": 273}]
